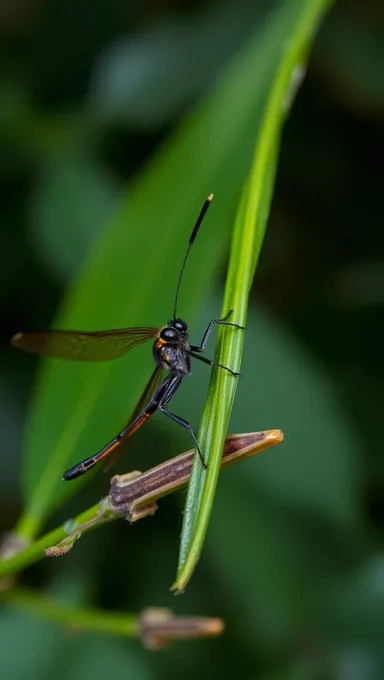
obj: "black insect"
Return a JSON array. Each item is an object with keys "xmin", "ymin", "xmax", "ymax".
[{"xmin": 11, "ymin": 194, "xmax": 244, "ymax": 480}]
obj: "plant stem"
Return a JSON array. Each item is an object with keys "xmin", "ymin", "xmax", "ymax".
[
  {"xmin": 2, "ymin": 586, "xmax": 224, "ymax": 648},
  {"xmin": 3, "ymin": 586, "xmax": 139, "ymax": 638},
  {"xmin": 0, "ymin": 499, "xmax": 116, "ymax": 580},
  {"xmin": 0, "ymin": 430, "xmax": 282, "ymax": 579}
]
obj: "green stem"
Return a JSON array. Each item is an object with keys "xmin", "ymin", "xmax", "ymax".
[
  {"xmin": 0, "ymin": 430, "xmax": 282, "ymax": 579},
  {"xmin": 2, "ymin": 586, "xmax": 225, "ymax": 648},
  {"xmin": 175, "ymin": 0, "xmax": 335, "ymax": 592},
  {"xmin": 0, "ymin": 499, "xmax": 116, "ymax": 579},
  {"xmin": 4, "ymin": 586, "xmax": 139, "ymax": 637}
]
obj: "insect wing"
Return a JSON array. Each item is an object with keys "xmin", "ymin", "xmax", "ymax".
[
  {"xmin": 102, "ymin": 362, "xmax": 165, "ymax": 471},
  {"xmin": 10, "ymin": 327, "xmax": 158, "ymax": 361}
]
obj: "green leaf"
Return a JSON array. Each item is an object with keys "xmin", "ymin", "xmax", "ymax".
[
  {"xmin": 202, "ymin": 473, "xmax": 361, "ymax": 655},
  {"xmin": 175, "ymin": 299, "xmax": 360, "ymax": 525},
  {"xmin": 174, "ymin": 0, "xmax": 334, "ymax": 592},
  {"xmin": 63, "ymin": 637, "xmax": 154, "ymax": 680},
  {"xmin": 1, "ymin": 577, "xmax": 153, "ymax": 680},
  {"xmin": 316, "ymin": 6, "xmax": 384, "ymax": 116},
  {"xmin": 256, "ymin": 664, "xmax": 317, "ymax": 680},
  {"xmin": 16, "ymin": 2, "xmax": 303, "ymax": 540},
  {"xmin": 89, "ymin": 2, "xmax": 268, "ymax": 128},
  {"xmin": 30, "ymin": 153, "xmax": 119, "ymax": 283},
  {"xmin": 320, "ymin": 554, "xmax": 384, "ymax": 675},
  {"xmin": 0, "ymin": 606, "xmax": 65, "ymax": 680},
  {"xmin": 236, "ymin": 310, "xmax": 360, "ymax": 524},
  {"xmin": 173, "ymin": 297, "xmax": 361, "ymax": 644}
]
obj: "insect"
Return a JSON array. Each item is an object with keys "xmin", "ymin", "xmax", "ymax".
[{"xmin": 11, "ymin": 194, "xmax": 245, "ymax": 481}]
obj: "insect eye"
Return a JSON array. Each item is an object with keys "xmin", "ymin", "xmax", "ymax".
[
  {"xmin": 160, "ymin": 328, "xmax": 179, "ymax": 342},
  {"xmin": 174, "ymin": 319, "xmax": 187, "ymax": 332}
]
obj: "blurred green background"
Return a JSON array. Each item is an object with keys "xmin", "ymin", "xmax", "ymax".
[{"xmin": 1, "ymin": 0, "xmax": 383, "ymax": 678}]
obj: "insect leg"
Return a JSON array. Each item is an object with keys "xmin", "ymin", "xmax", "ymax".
[
  {"xmin": 62, "ymin": 376, "xmax": 171, "ymax": 481},
  {"xmin": 158, "ymin": 374, "xmax": 207, "ymax": 468},
  {"xmin": 191, "ymin": 309, "xmax": 246, "ymax": 353},
  {"xmin": 189, "ymin": 351, "xmax": 242, "ymax": 377}
]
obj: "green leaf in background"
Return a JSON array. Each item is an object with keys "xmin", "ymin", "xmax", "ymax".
[
  {"xmin": 320, "ymin": 554, "xmax": 384, "ymax": 678},
  {"xmin": 175, "ymin": 0, "xmax": 334, "ymax": 591},
  {"xmin": 237, "ymin": 311, "xmax": 360, "ymax": 524},
  {"xmin": 0, "ymin": 607, "xmax": 65, "ymax": 680},
  {"xmin": 89, "ymin": 1, "xmax": 269, "ymax": 129},
  {"xmin": 30, "ymin": 153, "xmax": 119, "ymax": 284},
  {"xmin": 316, "ymin": 3, "xmax": 384, "ymax": 116},
  {"xmin": 63, "ymin": 637, "xmax": 154, "ymax": 680},
  {"xmin": 1, "ymin": 576, "xmax": 154, "ymax": 680},
  {"xmin": 15, "ymin": 2, "xmax": 300, "ymax": 540},
  {"xmin": 256, "ymin": 664, "xmax": 317, "ymax": 680}
]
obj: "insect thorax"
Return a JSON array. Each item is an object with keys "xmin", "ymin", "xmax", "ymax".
[{"xmin": 153, "ymin": 342, "xmax": 190, "ymax": 375}]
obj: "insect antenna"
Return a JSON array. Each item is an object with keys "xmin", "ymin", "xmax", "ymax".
[{"xmin": 172, "ymin": 193, "xmax": 214, "ymax": 320}]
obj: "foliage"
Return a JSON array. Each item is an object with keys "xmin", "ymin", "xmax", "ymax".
[{"xmin": 0, "ymin": 0, "xmax": 383, "ymax": 678}]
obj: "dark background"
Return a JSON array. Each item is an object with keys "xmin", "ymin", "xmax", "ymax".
[{"xmin": 0, "ymin": 1, "xmax": 383, "ymax": 679}]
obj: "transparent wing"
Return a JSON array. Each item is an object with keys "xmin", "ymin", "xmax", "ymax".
[
  {"xmin": 102, "ymin": 362, "xmax": 166, "ymax": 471},
  {"xmin": 10, "ymin": 327, "xmax": 158, "ymax": 362}
]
